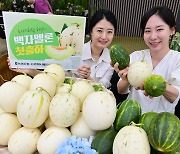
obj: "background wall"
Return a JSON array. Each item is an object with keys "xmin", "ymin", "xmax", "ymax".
[{"xmin": 89, "ymin": 0, "xmax": 180, "ymax": 36}]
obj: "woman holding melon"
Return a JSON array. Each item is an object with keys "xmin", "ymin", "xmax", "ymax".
[
  {"xmin": 113, "ymin": 6, "xmax": 180, "ymax": 114},
  {"xmin": 77, "ymin": 9, "xmax": 117, "ymax": 88}
]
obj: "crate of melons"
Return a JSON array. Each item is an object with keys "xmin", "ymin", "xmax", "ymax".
[{"xmin": 0, "ymin": 64, "xmax": 117, "ymax": 154}]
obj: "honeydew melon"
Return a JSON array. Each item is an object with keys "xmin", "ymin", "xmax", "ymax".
[
  {"xmin": 83, "ymin": 91, "xmax": 117, "ymax": 130},
  {"xmin": 17, "ymin": 88, "xmax": 50, "ymax": 128},
  {"xmin": 0, "ymin": 81, "xmax": 27, "ymax": 113},
  {"xmin": 113, "ymin": 125, "xmax": 150, "ymax": 154},
  {"xmin": 44, "ymin": 63, "xmax": 65, "ymax": 86},
  {"xmin": 71, "ymin": 80, "xmax": 94, "ymax": 109},
  {"xmin": 70, "ymin": 112, "xmax": 97, "ymax": 138},
  {"xmin": 11, "ymin": 74, "xmax": 32, "ymax": 90},
  {"xmin": 49, "ymin": 92, "xmax": 80, "ymax": 127},
  {"xmin": 8, "ymin": 127, "xmax": 41, "ymax": 154},
  {"xmin": 45, "ymin": 45, "xmax": 73, "ymax": 60},
  {"xmin": 127, "ymin": 60, "xmax": 152, "ymax": 87},
  {"xmin": 30, "ymin": 73, "xmax": 56, "ymax": 98},
  {"xmin": 0, "ymin": 113, "xmax": 21, "ymax": 146},
  {"xmin": 37, "ymin": 126, "xmax": 71, "ymax": 154}
]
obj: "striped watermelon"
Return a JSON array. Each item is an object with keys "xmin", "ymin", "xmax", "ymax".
[
  {"xmin": 139, "ymin": 112, "xmax": 158, "ymax": 134},
  {"xmin": 91, "ymin": 128, "xmax": 117, "ymax": 154},
  {"xmin": 110, "ymin": 43, "xmax": 130, "ymax": 70},
  {"xmin": 113, "ymin": 99, "xmax": 141, "ymax": 131},
  {"xmin": 149, "ymin": 112, "xmax": 180, "ymax": 152}
]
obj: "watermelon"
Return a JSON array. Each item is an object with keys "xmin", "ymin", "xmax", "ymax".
[
  {"xmin": 139, "ymin": 112, "xmax": 158, "ymax": 134},
  {"xmin": 110, "ymin": 43, "xmax": 130, "ymax": 70},
  {"xmin": 144, "ymin": 74, "xmax": 166, "ymax": 97},
  {"xmin": 148, "ymin": 112, "xmax": 180, "ymax": 153},
  {"xmin": 113, "ymin": 99, "xmax": 141, "ymax": 131},
  {"xmin": 91, "ymin": 128, "xmax": 117, "ymax": 154}
]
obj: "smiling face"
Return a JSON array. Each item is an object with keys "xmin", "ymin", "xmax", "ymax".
[
  {"xmin": 143, "ymin": 14, "xmax": 175, "ymax": 53},
  {"xmin": 90, "ymin": 18, "xmax": 115, "ymax": 50}
]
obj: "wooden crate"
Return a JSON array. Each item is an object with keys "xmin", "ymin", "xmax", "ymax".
[{"xmin": 0, "ymin": 54, "xmax": 19, "ymax": 85}]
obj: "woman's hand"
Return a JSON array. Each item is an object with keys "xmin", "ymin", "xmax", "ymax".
[
  {"xmin": 7, "ymin": 58, "xmax": 40, "ymax": 77},
  {"xmin": 135, "ymin": 82, "xmax": 152, "ymax": 98},
  {"xmin": 113, "ymin": 62, "xmax": 129, "ymax": 81},
  {"xmin": 77, "ymin": 65, "xmax": 91, "ymax": 79}
]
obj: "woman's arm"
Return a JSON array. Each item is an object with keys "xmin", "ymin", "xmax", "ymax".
[
  {"xmin": 7, "ymin": 58, "xmax": 41, "ymax": 77},
  {"xmin": 163, "ymin": 84, "xmax": 179, "ymax": 103},
  {"xmin": 113, "ymin": 62, "xmax": 130, "ymax": 94}
]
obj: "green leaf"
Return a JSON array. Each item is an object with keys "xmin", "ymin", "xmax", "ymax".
[{"xmin": 61, "ymin": 23, "xmax": 68, "ymax": 33}]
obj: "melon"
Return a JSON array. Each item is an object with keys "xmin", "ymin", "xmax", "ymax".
[
  {"xmin": 0, "ymin": 81, "xmax": 27, "ymax": 113},
  {"xmin": 70, "ymin": 112, "xmax": 97, "ymax": 138},
  {"xmin": 49, "ymin": 92, "xmax": 80, "ymax": 127},
  {"xmin": 113, "ymin": 99, "xmax": 141, "ymax": 131},
  {"xmin": 44, "ymin": 63, "xmax": 65, "ymax": 86},
  {"xmin": 11, "ymin": 74, "xmax": 32, "ymax": 89},
  {"xmin": 91, "ymin": 128, "xmax": 117, "ymax": 154},
  {"xmin": 71, "ymin": 80, "xmax": 94, "ymax": 109},
  {"xmin": 144, "ymin": 74, "xmax": 166, "ymax": 97},
  {"xmin": 127, "ymin": 60, "xmax": 152, "ymax": 87},
  {"xmin": 37, "ymin": 126, "xmax": 71, "ymax": 154},
  {"xmin": 148, "ymin": 112, "xmax": 180, "ymax": 152},
  {"xmin": 45, "ymin": 45, "xmax": 73, "ymax": 60},
  {"xmin": 30, "ymin": 73, "xmax": 56, "ymax": 98},
  {"xmin": 110, "ymin": 43, "xmax": 130, "ymax": 70},
  {"xmin": 82, "ymin": 91, "xmax": 117, "ymax": 130},
  {"xmin": 0, "ymin": 113, "xmax": 21, "ymax": 146},
  {"xmin": 60, "ymin": 26, "xmax": 84, "ymax": 55},
  {"xmin": 17, "ymin": 88, "xmax": 50, "ymax": 128},
  {"xmin": 113, "ymin": 125, "xmax": 150, "ymax": 154},
  {"xmin": 139, "ymin": 112, "xmax": 158, "ymax": 134},
  {"xmin": 8, "ymin": 127, "xmax": 41, "ymax": 154}
]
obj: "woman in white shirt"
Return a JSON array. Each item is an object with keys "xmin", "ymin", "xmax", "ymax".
[
  {"xmin": 77, "ymin": 9, "xmax": 117, "ymax": 88},
  {"xmin": 114, "ymin": 6, "xmax": 180, "ymax": 114}
]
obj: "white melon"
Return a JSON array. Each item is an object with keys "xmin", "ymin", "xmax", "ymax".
[
  {"xmin": 113, "ymin": 125, "xmax": 150, "ymax": 154},
  {"xmin": 49, "ymin": 92, "xmax": 80, "ymax": 127},
  {"xmin": 30, "ymin": 73, "xmax": 56, "ymax": 98},
  {"xmin": 44, "ymin": 63, "xmax": 65, "ymax": 86},
  {"xmin": 37, "ymin": 126, "xmax": 71, "ymax": 154},
  {"xmin": 127, "ymin": 60, "xmax": 152, "ymax": 87},
  {"xmin": 8, "ymin": 127, "xmax": 41, "ymax": 154},
  {"xmin": 83, "ymin": 91, "xmax": 117, "ymax": 130},
  {"xmin": 0, "ymin": 113, "xmax": 21, "ymax": 146},
  {"xmin": 0, "ymin": 81, "xmax": 27, "ymax": 113},
  {"xmin": 17, "ymin": 88, "xmax": 50, "ymax": 128}
]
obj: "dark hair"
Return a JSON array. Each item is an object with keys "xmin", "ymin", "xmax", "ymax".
[
  {"xmin": 89, "ymin": 9, "xmax": 117, "ymax": 33},
  {"xmin": 140, "ymin": 6, "xmax": 176, "ymax": 34}
]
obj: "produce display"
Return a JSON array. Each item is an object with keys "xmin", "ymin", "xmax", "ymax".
[{"xmin": 0, "ymin": 63, "xmax": 180, "ymax": 154}]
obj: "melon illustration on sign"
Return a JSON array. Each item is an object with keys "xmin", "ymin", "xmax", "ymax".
[
  {"xmin": 60, "ymin": 26, "xmax": 84, "ymax": 56},
  {"xmin": 45, "ymin": 45, "xmax": 74, "ymax": 60}
]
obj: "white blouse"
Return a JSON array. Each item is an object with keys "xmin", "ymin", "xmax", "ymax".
[
  {"xmin": 82, "ymin": 41, "xmax": 114, "ymax": 88},
  {"xmin": 127, "ymin": 49, "xmax": 180, "ymax": 114}
]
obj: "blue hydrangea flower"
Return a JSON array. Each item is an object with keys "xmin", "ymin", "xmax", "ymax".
[{"xmin": 56, "ymin": 136, "xmax": 97, "ymax": 154}]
